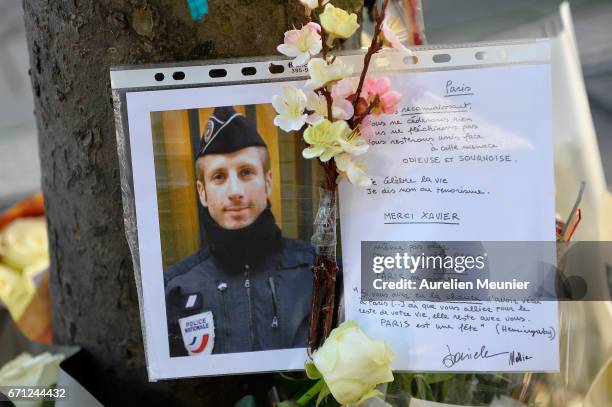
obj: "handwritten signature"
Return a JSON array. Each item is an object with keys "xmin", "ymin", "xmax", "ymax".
[{"xmin": 442, "ymin": 344, "xmax": 533, "ymax": 368}]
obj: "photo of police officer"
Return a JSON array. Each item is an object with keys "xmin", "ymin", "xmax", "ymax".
[{"xmin": 164, "ymin": 106, "xmax": 314, "ymax": 357}]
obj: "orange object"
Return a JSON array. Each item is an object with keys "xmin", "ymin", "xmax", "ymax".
[
  {"xmin": 563, "ymin": 208, "xmax": 582, "ymax": 241},
  {"xmin": 16, "ymin": 272, "xmax": 53, "ymax": 344},
  {"xmin": 556, "ymin": 209, "xmax": 582, "ymax": 241},
  {"xmin": 0, "ymin": 193, "xmax": 45, "ymax": 231}
]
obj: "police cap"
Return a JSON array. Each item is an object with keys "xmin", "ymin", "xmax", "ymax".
[{"xmin": 198, "ymin": 106, "xmax": 266, "ymax": 157}]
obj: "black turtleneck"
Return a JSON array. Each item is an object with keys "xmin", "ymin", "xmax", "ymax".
[{"xmin": 200, "ymin": 204, "xmax": 282, "ymax": 270}]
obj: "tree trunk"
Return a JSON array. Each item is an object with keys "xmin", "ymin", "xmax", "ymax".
[{"xmin": 22, "ymin": 0, "xmax": 362, "ymax": 405}]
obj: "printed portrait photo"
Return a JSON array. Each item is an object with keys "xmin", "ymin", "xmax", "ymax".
[
  {"xmin": 149, "ymin": 103, "xmax": 322, "ymax": 358},
  {"xmin": 122, "ymin": 81, "xmax": 329, "ymax": 378}
]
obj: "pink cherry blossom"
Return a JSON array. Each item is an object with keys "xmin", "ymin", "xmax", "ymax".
[
  {"xmin": 363, "ymin": 76, "xmax": 391, "ymax": 99},
  {"xmin": 363, "ymin": 76, "xmax": 402, "ymax": 115},
  {"xmin": 277, "ymin": 22, "xmax": 322, "ymax": 67},
  {"xmin": 359, "ymin": 115, "xmax": 374, "ymax": 140},
  {"xmin": 329, "ymin": 79, "xmax": 356, "ymax": 120},
  {"xmin": 379, "ymin": 90, "xmax": 402, "ymax": 114},
  {"xmin": 331, "ymin": 78, "xmax": 356, "ymax": 100}
]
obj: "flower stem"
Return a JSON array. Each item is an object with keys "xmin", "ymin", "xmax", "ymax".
[
  {"xmin": 352, "ymin": 0, "xmax": 388, "ymax": 112},
  {"xmin": 320, "ymin": 26, "xmax": 330, "ymax": 61},
  {"xmin": 321, "ymin": 88, "xmax": 333, "ymax": 121},
  {"xmin": 351, "ymin": 101, "xmax": 375, "ymax": 129},
  {"xmin": 296, "ymin": 378, "xmax": 325, "ymax": 406}
]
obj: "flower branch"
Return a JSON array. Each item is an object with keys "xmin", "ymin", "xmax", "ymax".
[
  {"xmin": 272, "ymin": 2, "xmax": 412, "ymax": 404},
  {"xmin": 274, "ymin": 0, "xmax": 411, "ymax": 355},
  {"xmin": 320, "ymin": 88, "xmax": 334, "ymax": 121},
  {"xmin": 352, "ymin": 0, "xmax": 388, "ymax": 113}
]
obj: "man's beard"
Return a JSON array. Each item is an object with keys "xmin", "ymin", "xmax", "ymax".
[{"xmin": 200, "ymin": 202, "xmax": 282, "ymax": 269}]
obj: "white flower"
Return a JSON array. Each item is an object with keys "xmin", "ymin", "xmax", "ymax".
[
  {"xmin": 277, "ymin": 22, "xmax": 322, "ymax": 67},
  {"xmin": 299, "ymin": 0, "xmax": 319, "ymax": 9},
  {"xmin": 302, "ymin": 119, "xmax": 350, "ymax": 161},
  {"xmin": 272, "ymin": 85, "xmax": 308, "ymax": 132},
  {"xmin": 305, "ymin": 90, "xmax": 354, "ymax": 123},
  {"xmin": 320, "ymin": 3, "xmax": 359, "ymax": 41},
  {"xmin": 305, "ymin": 58, "xmax": 353, "ymax": 90},
  {"xmin": 305, "ymin": 91, "xmax": 327, "ymax": 124},
  {"xmin": 336, "ymin": 153, "xmax": 372, "ymax": 186},
  {"xmin": 299, "ymin": 0, "xmax": 331, "ymax": 11},
  {"xmin": 0, "ymin": 352, "xmax": 65, "ymax": 390},
  {"xmin": 338, "ymin": 129, "xmax": 369, "ymax": 156},
  {"xmin": 310, "ymin": 320, "xmax": 393, "ymax": 405}
]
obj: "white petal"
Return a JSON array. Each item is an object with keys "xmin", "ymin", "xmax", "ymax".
[
  {"xmin": 334, "ymin": 152, "xmax": 351, "ymax": 170},
  {"xmin": 271, "ymin": 95, "xmax": 287, "ymax": 114},
  {"xmin": 351, "ymin": 168, "xmax": 372, "ymax": 186},
  {"xmin": 283, "ymin": 85, "xmax": 307, "ymax": 106},
  {"xmin": 293, "ymin": 52, "xmax": 310, "ymax": 67},
  {"xmin": 306, "ymin": 113, "xmax": 324, "ymax": 125},
  {"xmin": 305, "ymin": 91, "xmax": 327, "ymax": 116},
  {"xmin": 300, "ymin": 0, "xmax": 319, "ymax": 9},
  {"xmin": 308, "ymin": 40, "xmax": 323, "ymax": 56},
  {"xmin": 304, "ymin": 79, "xmax": 323, "ymax": 91},
  {"xmin": 303, "ymin": 145, "xmax": 324, "ymax": 159},
  {"xmin": 340, "ymin": 139, "xmax": 369, "ymax": 156},
  {"xmin": 274, "ymin": 114, "xmax": 306, "ymax": 132},
  {"xmin": 319, "ymin": 147, "xmax": 340, "ymax": 162},
  {"xmin": 336, "ymin": 154, "xmax": 371, "ymax": 186},
  {"xmin": 277, "ymin": 44, "xmax": 301, "ymax": 58},
  {"xmin": 312, "ymin": 337, "xmax": 339, "ymax": 374},
  {"xmin": 332, "ymin": 98, "xmax": 354, "ymax": 120}
]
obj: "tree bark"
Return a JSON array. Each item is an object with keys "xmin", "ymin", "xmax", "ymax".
[{"xmin": 22, "ymin": 0, "xmax": 362, "ymax": 405}]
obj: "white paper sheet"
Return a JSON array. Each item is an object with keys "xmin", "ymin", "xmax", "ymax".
[{"xmin": 339, "ymin": 64, "xmax": 559, "ymax": 371}]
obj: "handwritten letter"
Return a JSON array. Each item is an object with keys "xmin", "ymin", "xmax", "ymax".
[{"xmin": 339, "ymin": 65, "xmax": 558, "ymax": 371}]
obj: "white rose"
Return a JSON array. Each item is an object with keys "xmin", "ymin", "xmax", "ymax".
[
  {"xmin": 0, "ymin": 217, "xmax": 49, "ymax": 271},
  {"xmin": 311, "ymin": 320, "xmax": 394, "ymax": 405},
  {"xmin": 0, "ymin": 352, "xmax": 65, "ymax": 407}
]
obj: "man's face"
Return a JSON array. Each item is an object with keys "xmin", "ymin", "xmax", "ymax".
[{"xmin": 196, "ymin": 147, "xmax": 272, "ymax": 230}]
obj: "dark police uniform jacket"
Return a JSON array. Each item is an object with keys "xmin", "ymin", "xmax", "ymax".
[{"xmin": 165, "ymin": 238, "xmax": 314, "ymax": 356}]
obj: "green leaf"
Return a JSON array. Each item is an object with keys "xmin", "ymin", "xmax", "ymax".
[
  {"xmin": 234, "ymin": 395, "xmax": 259, "ymax": 407},
  {"xmin": 305, "ymin": 362, "xmax": 322, "ymax": 380},
  {"xmin": 296, "ymin": 378, "xmax": 325, "ymax": 406},
  {"xmin": 315, "ymin": 383, "xmax": 331, "ymax": 407},
  {"xmin": 277, "ymin": 402, "xmax": 299, "ymax": 407},
  {"xmin": 277, "ymin": 373, "xmax": 320, "ymax": 399}
]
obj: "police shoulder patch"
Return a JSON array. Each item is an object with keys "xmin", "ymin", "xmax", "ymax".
[{"xmin": 178, "ymin": 311, "xmax": 215, "ymax": 355}]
